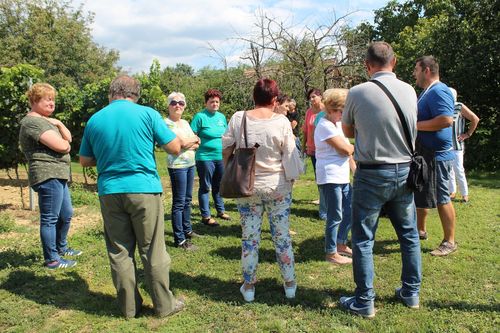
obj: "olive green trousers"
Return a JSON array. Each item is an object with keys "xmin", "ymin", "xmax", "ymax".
[{"xmin": 99, "ymin": 193, "xmax": 176, "ymax": 318}]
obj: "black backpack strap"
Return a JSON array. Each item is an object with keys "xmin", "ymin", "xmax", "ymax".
[{"xmin": 370, "ymin": 79, "xmax": 415, "ymax": 155}]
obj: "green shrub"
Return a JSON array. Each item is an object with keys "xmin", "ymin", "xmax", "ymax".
[
  {"xmin": 0, "ymin": 212, "xmax": 16, "ymax": 233},
  {"xmin": 70, "ymin": 182, "xmax": 99, "ymax": 207}
]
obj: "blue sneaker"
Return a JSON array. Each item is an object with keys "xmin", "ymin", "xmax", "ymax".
[
  {"xmin": 45, "ymin": 258, "xmax": 77, "ymax": 269},
  {"xmin": 60, "ymin": 248, "xmax": 82, "ymax": 256},
  {"xmin": 395, "ymin": 287, "xmax": 420, "ymax": 309},
  {"xmin": 339, "ymin": 296, "xmax": 375, "ymax": 318}
]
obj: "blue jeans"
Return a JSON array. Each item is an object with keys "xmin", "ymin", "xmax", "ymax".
[
  {"xmin": 196, "ymin": 160, "xmax": 225, "ymax": 218},
  {"xmin": 319, "ymin": 183, "xmax": 352, "ymax": 253},
  {"xmin": 32, "ymin": 178, "xmax": 73, "ymax": 262},
  {"xmin": 351, "ymin": 166, "xmax": 421, "ymax": 305},
  {"xmin": 168, "ymin": 166, "xmax": 194, "ymax": 245},
  {"xmin": 310, "ymin": 155, "xmax": 327, "ymax": 219}
]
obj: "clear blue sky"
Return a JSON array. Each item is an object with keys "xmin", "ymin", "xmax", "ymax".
[{"xmin": 73, "ymin": 0, "xmax": 394, "ymax": 73}]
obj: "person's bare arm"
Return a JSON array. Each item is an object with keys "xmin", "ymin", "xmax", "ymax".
[
  {"xmin": 290, "ymin": 120, "xmax": 298, "ymax": 130},
  {"xmin": 458, "ymin": 104, "xmax": 480, "ymax": 141},
  {"xmin": 79, "ymin": 156, "xmax": 96, "ymax": 167},
  {"xmin": 342, "ymin": 123, "xmax": 355, "ymax": 138},
  {"xmin": 179, "ymin": 135, "xmax": 200, "ymax": 150},
  {"xmin": 39, "ymin": 130, "xmax": 71, "ymax": 153},
  {"xmin": 325, "ymin": 136, "xmax": 354, "ymax": 156},
  {"xmin": 45, "ymin": 118, "xmax": 72, "ymax": 142},
  {"xmin": 161, "ymin": 137, "xmax": 181, "ymax": 155},
  {"xmin": 349, "ymin": 155, "xmax": 357, "ymax": 174},
  {"xmin": 417, "ymin": 115, "xmax": 452, "ymax": 131}
]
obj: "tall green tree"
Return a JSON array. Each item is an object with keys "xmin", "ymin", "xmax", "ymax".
[
  {"xmin": 0, "ymin": 0, "xmax": 119, "ymax": 88},
  {"xmin": 0, "ymin": 64, "xmax": 43, "ymax": 170},
  {"xmin": 371, "ymin": 0, "xmax": 499, "ymax": 171}
]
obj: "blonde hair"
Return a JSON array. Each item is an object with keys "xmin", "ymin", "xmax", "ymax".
[
  {"xmin": 322, "ymin": 88, "xmax": 348, "ymax": 111},
  {"xmin": 26, "ymin": 83, "xmax": 56, "ymax": 106}
]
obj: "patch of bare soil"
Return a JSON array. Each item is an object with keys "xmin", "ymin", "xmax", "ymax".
[{"xmin": 0, "ymin": 170, "xmax": 101, "ymax": 233}]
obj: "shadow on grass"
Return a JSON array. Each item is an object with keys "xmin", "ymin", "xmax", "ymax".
[
  {"xmin": 296, "ymin": 236, "xmax": 401, "ymax": 263},
  {"xmin": 0, "ymin": 203, "xmax": 14, "ymax": 210},
  {"xmin": 0, "ymin": 250, "xmax": 39, "ymax": 270},
  {"xmin": 170, "ymin": 271, "xmax": 351, "ymax": 309},
  {"xmin": 210, "ymin": 245, "xmax": 277, "ymax": 263},
  {"xmin": 425, "ymin": 300, "xmax": 500, "ymax": 313},
  {"xmin": 0, "ymin": 270, "xmax": 119, "ymax": 317},
  {"xmin": 468, "ymin": 172, "xmax": 499, "ymax": 189}
]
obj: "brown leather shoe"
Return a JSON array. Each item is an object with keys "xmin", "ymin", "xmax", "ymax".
[
  {"xmin": 201, "ymin": 217, "xmax": 219, "ymax": 226},
  {"xmin": 216, "ymin": 212, "xmax": 231, "ymax": 220}
]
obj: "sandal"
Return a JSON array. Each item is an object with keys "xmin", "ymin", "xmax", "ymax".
[
  {"xmin": 201, "ymin": 217, "xmax": 219, "ymax": 227},
  {"xmin": 216, "ymin": 212, "xmax": 231, "ymax": 220}
]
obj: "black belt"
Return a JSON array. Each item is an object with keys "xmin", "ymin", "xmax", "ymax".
[{"xmin": 358, "ymin": 162, "xmax": 411, "ymax": 169}]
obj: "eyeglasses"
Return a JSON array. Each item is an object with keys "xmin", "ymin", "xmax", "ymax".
[{"xmin": 169, "ymin": 100, "xmax": 185, "ymax": 106}]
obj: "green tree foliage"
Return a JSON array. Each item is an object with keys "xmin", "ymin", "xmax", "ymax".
[
  {"xmin": 56, "ymin": 77, "xmax": 112, "ymax": 157},
  {"xmin": 0, "ymin": 0, "xmax": 119, "ymax": 88},
  {"xmin": 371, "ymin": 0, "xmax": 499, "ymax": 171},
  {"xmin": 0, "ymin": 63, "xmax": 43, "ymax": 170}
]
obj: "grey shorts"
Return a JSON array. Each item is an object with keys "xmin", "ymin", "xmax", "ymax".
[{"xmin": 415, "ymin": 158, "xmax": 453, "ymax": 208}]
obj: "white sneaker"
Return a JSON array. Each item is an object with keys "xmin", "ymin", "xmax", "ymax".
[
  {"xmin": 240, "ymin": 284, "xmax": 255, "ymax": 302},
  {"xmin": 283, "ymin": 282, "xmax": 297, "ymax": 299}
]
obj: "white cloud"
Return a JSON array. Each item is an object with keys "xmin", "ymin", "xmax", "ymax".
[{"xmin": 73, "ymin": 0, "xmax": 392, "ymax": 73}]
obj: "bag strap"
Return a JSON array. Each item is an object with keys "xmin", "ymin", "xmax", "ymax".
[
  {"xmin": 242, "ymin": 111, "xmax": 248, "ymax": 148},
  {"xmin": 370, "ymin": 79, "xmax": 415, "ymax": 155}
]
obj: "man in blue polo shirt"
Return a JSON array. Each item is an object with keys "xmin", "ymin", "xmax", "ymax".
[
  {"xmin": 414, "ymin": 56, "xmax": 457, "ymax": 256},
  {"xmin": 79, "ymin": 75, "xmax": 183, "ymax": 318}
]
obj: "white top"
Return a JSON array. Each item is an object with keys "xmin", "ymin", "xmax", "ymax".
[
  {"xmin": 222, "ymin": 111, "xmax": 303, "ymax": 194},
  {"xmin": 314, "ymin": 118, "xmax": 350, "ymax": 185},
  {"xmin": 164, "ymin": 118, "xmax": 196, "ymax": 168}
]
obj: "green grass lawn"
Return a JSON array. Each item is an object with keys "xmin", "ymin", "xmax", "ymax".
[{"xmin": 1, "ymin": 158, "xmax": 499, "ymax": 332}]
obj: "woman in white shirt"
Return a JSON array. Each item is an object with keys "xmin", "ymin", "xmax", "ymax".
[
  {"xmin": 165, "ymin": 92, "xmax": 200, "ymax": 250},
  {"xmin": 314, "ymin": 88, "xmax": 355, "ymax": 265},
  {"xmin": 222, "ymin": 79, "xmax": 303, "ymax": 302}
]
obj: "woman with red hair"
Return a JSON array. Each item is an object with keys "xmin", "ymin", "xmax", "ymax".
[{"xmin": 223, "ymin": 79, "xmax": 303, "ymax": 302}]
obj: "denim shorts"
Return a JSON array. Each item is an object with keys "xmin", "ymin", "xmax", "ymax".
[{"xmin": 415, "ymin": 159, "xmax": 453, "ymax": 208}]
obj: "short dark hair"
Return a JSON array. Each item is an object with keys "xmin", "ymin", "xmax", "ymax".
[
  {"xmin": 277, "ymin": 94, "xmax": 291, "ymax": 105},
  {"xmin": 204, "ymin": 89, "xmax": 222, "ymax": 103},
  {"xmin": 366, "ymin": 41, "xmax": 394, "ymax": 67},
  {"xmin": 109, "ymin": 75, "xmax": 140, "ymax": 102},
  {"xmin": 307, "ymin": 88, "xmax": 322, "ymax": 99},
  {"xmin": 253, "ymin": 78, "xmax": 280, "ymax": 106},
  {"xmin": 415, "ymin": 55, "xmax": 439, "ymax": 75}
]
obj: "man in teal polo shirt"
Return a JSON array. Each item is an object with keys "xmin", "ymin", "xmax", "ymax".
[{"xmin": 79, "ymin": 75, "xmax": 183, "ymax": 319}]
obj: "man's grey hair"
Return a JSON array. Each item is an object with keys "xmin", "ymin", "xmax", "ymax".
[
  {"xmin": 366, "ymin": 41, "xmax": 394, "ymax": 67},
  {"xmin": 109, "ymin": 75, "xmax": 141, "ymax": 102}
]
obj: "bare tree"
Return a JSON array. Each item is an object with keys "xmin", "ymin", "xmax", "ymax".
[{"xmin": 236, "ymin": 10, "xmax": 365, "ymax": 101}]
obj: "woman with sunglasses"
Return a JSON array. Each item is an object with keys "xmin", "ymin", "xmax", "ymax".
[
  {"xmin": 165, "ymin": 92, "xmax": 200, "ymax": 250},
  {"xmin": 190, "ymin": 89, "xmax": 230, "ymax": 226}
]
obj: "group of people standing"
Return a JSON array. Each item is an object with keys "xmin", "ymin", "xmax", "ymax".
[{"xmin": 18, "ymin": 41, "xmax": 478, "ymax": 319}]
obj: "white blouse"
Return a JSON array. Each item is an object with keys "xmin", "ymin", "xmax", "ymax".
[{"xmin": 222, "ymin": 111, "xmax": 303, "ymax": 194}]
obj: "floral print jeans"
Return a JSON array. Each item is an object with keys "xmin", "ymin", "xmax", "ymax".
[{"xmin": 237, "ymin": 190, "xmax": 295, "ymax": 284}]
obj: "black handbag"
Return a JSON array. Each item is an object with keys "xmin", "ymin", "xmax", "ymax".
[
  {"xmin": 370, "ymin": 80, "xmax": 428, "ymax": 191},
  {"xmin": 220, "ymin": 112, "xmax": 260, "ymax": 198}
]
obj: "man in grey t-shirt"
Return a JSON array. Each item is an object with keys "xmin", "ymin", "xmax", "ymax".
[{"xmin": 339, "ymin": 42, "xmax": 422, "ymax": 318}]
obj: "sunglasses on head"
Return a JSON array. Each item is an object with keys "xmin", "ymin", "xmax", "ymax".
[{"xmin": 170, "ymin": 100, "xmax": 185, "ymax": 106}]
